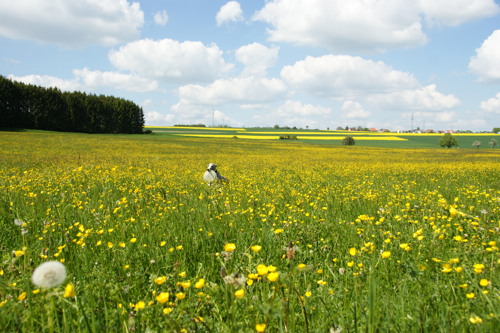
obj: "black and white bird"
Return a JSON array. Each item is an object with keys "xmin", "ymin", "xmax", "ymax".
[{"xmin": 203, "ymin": 163, "xmax": 229, "ymax": 186}]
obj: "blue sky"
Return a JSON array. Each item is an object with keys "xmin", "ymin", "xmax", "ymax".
[{"xmin": 1, "ymin": 0, "xmax": 500, "ymax": 131}]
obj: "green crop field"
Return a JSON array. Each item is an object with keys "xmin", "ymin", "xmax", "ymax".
[
  {"xmin": 145, "ymin": 126, "xmax": 500, "ymax": 149},
  {"xmin": 1, "ymin": 129, "xmax": 499, "ymax": 332}
]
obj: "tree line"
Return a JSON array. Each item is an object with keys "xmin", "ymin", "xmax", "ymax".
[{"xmin": 0, "ymin": 75, "xmax": 144, "ymax": 134}]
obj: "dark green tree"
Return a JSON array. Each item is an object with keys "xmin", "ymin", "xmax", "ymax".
[
  {"xmin": 439, "ymin": 133, "xmax": 458, "ymax": 148},
  {"xmin": 493, "ymin": 127, "xmax": 500, "ymax": 134},
  {"xmin": 341, "ymin": 136, "xmax": 356, "ymax": 146}
]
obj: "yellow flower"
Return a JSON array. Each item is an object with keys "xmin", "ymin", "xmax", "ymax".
[
  {"xmin": 135, "ymin": 301, "xmax": 145, "ymax": 311},
  {"xmin": 176, "ymin": 245, "xmax": 183, "ymax": 250},
  {"xmin": 251, "ymin": 245, "xmax": 262, "ymax": 252},
  {"xmin": 169, "ymin": 247, "xmax": 174, "ymax": 252},
  {"xmin": 347, "ymin": 261, "xmax": 354, "ymax": 267},
  {"xmin": 257, "ymin": 264, "xmax": 269, "ymax": 275},
  {"xmin": 179, "ymin": 271, "xmax": 186, "ymax": 278},
  {"xmin": 441, "ymin": 264, "xmax": 452, "ymax": 273},
  {"xmin": 15, "ymin": 250, "xmax": 24, "ymax": 257},
  {"xmin": 449, "ymin": 258, "xmax": 459, "ymax": 264},
  {"xmin": 459, "ymin": 284, "xmax": 467, "ymax": 289},
  {"xmin": 96, "ymin": 241, "xmax": 102, "ymax": 246},
  {"xmin": 317, "ymin": 280, "xmax": 327, "ymax": 286},
  {"xmin": 449, "ymin": 207, "xmax": 457, "ymax": 218},
  {"xmin": 180, "ymin": 281, "xmax": 191, "ymax": 289},
  {"xmin": 224, "ymin": 243, "xmax": 236, "ymax": 252},
  {"xmin": 163, "ymin": 307, "xmax": 173, "ymax": 314},
  {"xmin": 267, "ymin": 265, "xmax": 277, "ymax": 273},
  {"xmin": 247, "ymin": 279, "xmax": 254, "ymax": 286},
  {"xmin": 381, "ymin": 251, "xmax": 391, "ymax": 259},
  {"xmin": 454, "ymin": 236, "xmax": 462, "ymax": 241},
  {"xmin": 453, "ymin": 267, "xmax": 463, "ymax": 273},
  {"xmin": 32, "ymin": 289, "xmax": 40, "ymax": 294},
  {"xmin": 0, "ymin": 269, "xmax": 3, "ymax": 276},
  {"xmin": 155, "ymin": 292, "xmax": 169, "ymax": 304},
  {"xmin": 305, "ymin": 291, "xmax": 312, "ymax": 297},
  {"xmin": 17, "ymin": 292, "xmax": 27, "ymax": 301},
  {"xmin": 155, "ymin": 276, "xmax": 167, "ymax": 285},
  {"xmin": 195, "ymin": 278, "xmax": 205, "ymax": 289},
  {"xmin": 63, "ymin": 283, "xmax": 76, "ymax": 298},
  {"xmin": 107, "ymin": 242, "xmax": 113, "ymax": 249},
  {"xmin": 234, "ymin": 289, "xmax": 245, "ymax": 298},
  {"xmin": 480, "ymin": 279, "xmax": 489, "ymax": 287},
  {"xmin": 119, "ymin": 242, "xmax": 125, "ymax": 248},
  {"xmin": 466, "ymin": 293, "xmax": 475, "ymax": 299},
  {"xmin": 255, "ymin": 323, "xmax": 266, "ymax": 332},
  {"xmin": 160, "ymin": 241, "xmax": 166, "ymax": 246},
  {"xmin": 0, "ymin": 300, "xmax": 7, "ymax": 307},
  {"xmin": 470, "ymin": 316, "xmax": 482, "ymax": 324},
  {"xmin": 130, "ymin": 238, "xmax": 136, "ymax": 243},
  {"xmin": 176, "ymin": 292, "xmax": 186, "ymax": 300},
  {"xmin": 124, "ymin": 265, "xmax": 129, "ymax": 269},
  {"xmin": 349, "ymin": 248, "xmax": 357, "ymax": 256},
  {"xmin": 267, "ymin": 272, "xmax": 279, "ymax": 282}
]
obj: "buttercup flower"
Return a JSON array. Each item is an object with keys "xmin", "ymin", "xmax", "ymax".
[
  {"xmin": 224, "ymin": 243, "xmax": 236, "ymax": 252},
  {"xmin": 195, "ymin": 278, "xmax": 205, "ymax": 288},
  {"xmin": 63, "ymin": 283, "xmax": 76, "ymax": 298},
  {"xmin": 251, "ymin": 245, "xmax": 262, "ymax": 252},
  {"xmin": 234, "ymin": 289, "xmax": 245, "ymax": 298},
  {"xmin": 155, "ymin": 276, "xmax": 167, "ymax": 285},
  {"xmin": 156, "ymin": 292, "xmax": 169, "ymax": 304}
]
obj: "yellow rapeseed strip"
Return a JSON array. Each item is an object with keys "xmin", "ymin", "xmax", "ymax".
[{"xmin": 145, "ymin": 126, "xmax": 246, "ymax": 131}]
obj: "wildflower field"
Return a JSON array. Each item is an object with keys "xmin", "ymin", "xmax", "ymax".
[{"xmin": 0, "ymin": 130, "xmax": 499, "ymax": 332}]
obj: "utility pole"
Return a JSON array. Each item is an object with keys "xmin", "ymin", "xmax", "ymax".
[{"xmin": 411, "ymin": 113, "xmax": 413, "ymax": 132}]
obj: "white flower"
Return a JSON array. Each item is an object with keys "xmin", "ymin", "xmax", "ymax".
[
  {"xmin": 14, "ymin": 219, "xmax": 24, "ymax": 226},
  {"xmin": 31, "ymin": 261, "xmax": 66, "ymax": 288}
]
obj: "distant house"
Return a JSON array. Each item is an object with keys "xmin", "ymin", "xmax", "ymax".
[
  {"xmin": 380, "ymin": 129, "xmax": 390, "ymax": 132},
  {"xmin": 369, "ymin": 128, "xmax": 378, "ymax": 132},
  {"xmin": 426, "ymin": 129, "xmax": 434, "ymax": 133},
  {"xmin": 445, "ymin": 130, "xmax": 455, "ymax": 133}
]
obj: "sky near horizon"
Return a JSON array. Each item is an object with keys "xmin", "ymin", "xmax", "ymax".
[{"xmin": 1, "ymin": 0, "xmax": 500, "ymax": 131}]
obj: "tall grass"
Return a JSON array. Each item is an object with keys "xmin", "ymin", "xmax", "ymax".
[{"xmin": 0, "ymin": 131, "xmax": 499, "ymax": 332}]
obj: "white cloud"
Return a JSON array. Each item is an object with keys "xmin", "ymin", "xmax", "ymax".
[
  {"xmin": 0, "ymin": 0, "xmax": 144, "ymax": 48},
  {"xmin": 8, "ymin": 68, "xmax": 158, "ymax": 93},
  {"xmin": 366, "ymin": 85, "xmax": 461, "ymax": 110},
  {"xmin": 108, "ymin": 38, "xmax": 234, "ymax": 84},
  {"xmin": 341, "ymin": 101, "xmax": 371, "ymax": 119},
  {"xmin": 469, "ymin": 30, "xmax": 500, "ymax": 84},
  {"xmin": 145, "ymin": 111, "xmax": 175, "ymax": 125},
  {"xmin": 252, "ymin": 0, "xmax": 499, "ymax": 53},
  {"xmin": 141, "ymin": 98, "xmax": 153, "ymax": 107},
  {"xmin": 480, "ymin": 92, "xmax": 500, "ymax": 113},
  {"xmin": 275, "ymin": 100, "xmax": 331, "ymax": 117},
  {"xmin": 153, "ymin": 10, "xmax": 168, "ymax": 26},
  {"xmin": 177, "ymin": 76, "xmax": 288, "ymax": 105},
  {"xmin": 235, "ymin": 43, "xmax": 279, "ymax": 77},
  {"xmin": 216, "ymin": 1, "xmax": 243, "ymax": 26},
  {"xmin": 252, "ymin": 0, "xmax": 426, "ymax": 53},
  {"xmin": 418, "ymin": 0, "xmax": 499, "ymax": 26},
  {"xmin": 281, "ymin": 55, "xmax": 420, "ymax": 99},
  {"xmin": 7, "ymin": 74, "xmax": 80, "ymax": 92},
  {"xmin": 169, "ymin": 103, "xmax": 243, "ymax": 127}
]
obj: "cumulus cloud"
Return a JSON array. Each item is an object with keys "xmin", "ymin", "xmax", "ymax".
[
  {"xmin": 341, "ymin": 101, "xmax": 371, "ymax": 119},
  {"xmin": 141, "ymin": 98, "xmax": 153, "ymax": 107},
  {"xmin": 236, "ymin": 43, "xmax": 279, "ymax": 77},
  {"xmin": 169, "ymin": 103, "xmax": 243, "ymax": 127},
  {"xmin": 153, "ymin": 10, "xmax": 168, "ymax": 26},
  {"xmin": 0, "ymin": 0, "xmax": 144, "ymax": 48},
  {"xmin": 418, "ymin": 0, "xmax": 499, "ymax": 26},
  {"xmin": 8, "ymin": 68, "xmax": 158, "ymax": 93},
  {"xmin": 177, "ymin": 76, "xmax": 288, "ymax": 105},
  {"xmin": 108, "ymin": 38, "xmax": 234, "ymax": 84},
  {"xmin": 281, "ymin": 55, "xmax": 420, "ymax": 99},
  {"xmin": 216, "ymin": 1, "xmax": 244, "ymax": 26},
  {"xmin": 252, "ymin": 0, "xmax": 499, "ymax": 53},
  {"xmin": 479, "ymin": 92, "xmax": 500, "ymax": 113},
  {"xmin": 469, "ymin": 30, "xmax": 500, "ymax": 84},
  {"xmin": 252, "ymin": 0, "xmax": 426, "ymax": 53},
  {"xmin": 366, "ymin": 85, "xmax": 461, "ymax": 111},
  {"xmin": 281, "ymin": 55, "xmax": 460, "ymax": 111},
  {"xmin": 145, "ymin": 111, "xmax": 175, "ymax": 125}
]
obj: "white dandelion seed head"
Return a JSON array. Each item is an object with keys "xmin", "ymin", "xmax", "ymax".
[
  {"xmin": 21, "ymin": 228, "xmax": 29, "ymax": 235},
  {"xmin": 31, "ymin": 261, "xmax": 66, "ymax": 288},
  {"xmin": 14, "ymin": 219, "xmax": 24, "ymax": 226}
]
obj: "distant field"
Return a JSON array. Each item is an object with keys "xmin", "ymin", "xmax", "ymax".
[{"xmin": 145, "ymin": 126, "xmax": 500, "ymax": 149}]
